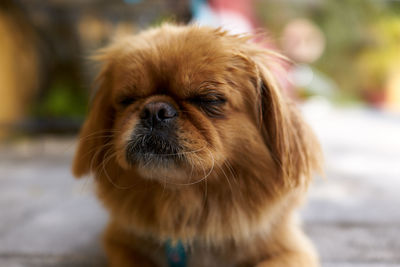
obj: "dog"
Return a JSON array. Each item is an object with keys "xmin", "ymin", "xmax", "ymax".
[{"xmin": 72, "ymin": 24, "xmax": 322, "ymax": 267}]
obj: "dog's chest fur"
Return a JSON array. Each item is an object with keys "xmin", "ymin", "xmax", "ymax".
[{"xmin": 115, "ymin": 188, "xmax": 299, "ymax": 267}]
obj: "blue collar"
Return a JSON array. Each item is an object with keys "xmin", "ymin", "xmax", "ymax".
[{"xmin": 165, "ymin": 239, "xmax": 187, "ymax": 267}]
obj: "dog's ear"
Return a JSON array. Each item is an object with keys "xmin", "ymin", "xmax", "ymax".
[
  {"xmin": 248, "ymin": 50, "xmax": 321, "ymax": 188},
  {"xmin": 72, "ymin": 66, "xmax": 115, "ymax": 178}
]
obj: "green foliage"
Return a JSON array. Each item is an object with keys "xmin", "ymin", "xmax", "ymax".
[{"xmin": 33, "ymin": 78, "xmax": 88, "ymax": 118}]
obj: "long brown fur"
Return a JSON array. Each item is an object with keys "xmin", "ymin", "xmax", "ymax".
[{"xmin": 73, "ymin": 24, "xmax": 322, "ymax": 267}]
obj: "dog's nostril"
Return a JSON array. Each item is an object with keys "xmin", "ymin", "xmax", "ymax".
[
  {"xmin": 141, "ymin": 101, "xmax": 177, "ymax": 124},
  {"xmin": 157, "ymin": 106, "xmax": 177, "ymax": 120},
  {"xmin": 140, "ymin": 108, "xmax": 151, "ymax": 120}
]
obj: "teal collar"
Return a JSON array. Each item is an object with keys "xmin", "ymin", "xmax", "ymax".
[{"xmin": 165, "ymin": 239, "xmax": 187, "ymax": 267}]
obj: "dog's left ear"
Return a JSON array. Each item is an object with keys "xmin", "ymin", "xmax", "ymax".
[
  {"xmin": 243, "ymin": 49, "xmax": 322, "ymax": 188},
  {"xmin": 72, "ymin": 65, "xmax": 115, "ymax": 178}
]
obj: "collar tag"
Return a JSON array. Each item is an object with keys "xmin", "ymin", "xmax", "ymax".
[{"xmin": 165, "ymin": 239, "xmax": 187, "ymax": 267}]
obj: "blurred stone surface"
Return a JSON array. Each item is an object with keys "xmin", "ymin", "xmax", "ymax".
[{"xmin": 1, "ymin": 103, "xmax": 399, "ymax": 266}]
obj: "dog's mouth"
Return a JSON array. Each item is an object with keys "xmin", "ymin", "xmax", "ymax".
[
  {"xmin": 123, "ymin": 126, "xmax": 216, "ymax": 183},
  {"xmin": 126, "ymin": 128, "xmax": 183, "ymax": 168}
]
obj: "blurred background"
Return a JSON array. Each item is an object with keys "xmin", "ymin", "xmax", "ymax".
[{"xmin": 0, "ymin": 0, "xmax": 399, "ymax": 266}]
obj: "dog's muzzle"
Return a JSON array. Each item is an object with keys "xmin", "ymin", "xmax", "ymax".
[{"xmin": 126, "ymin": 101, "xmax": 180, "ymax": 166}]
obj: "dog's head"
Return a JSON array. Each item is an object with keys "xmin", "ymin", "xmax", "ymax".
[{"xmin": 73, "ymin": 24, "xmax": 320, "ymax": 192}]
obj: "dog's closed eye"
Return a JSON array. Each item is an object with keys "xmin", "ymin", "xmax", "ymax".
[
  {"xmin": 189, "ymin": 92, "xmax": 227, "ymax": 118},
  {"xmin": 116, "ymin": 95, "xmax": 137, "ymax": 109}
]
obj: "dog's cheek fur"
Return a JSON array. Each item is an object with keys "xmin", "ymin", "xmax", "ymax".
[
  {"xmin": 178, "ymin": 103, "xmax": 226, "ymax": 171},
  {"xmin": 112, "ymin": 109, "xmax": 140, "ymax": 170}
]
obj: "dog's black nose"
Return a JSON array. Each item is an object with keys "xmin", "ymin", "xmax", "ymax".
[{"xmin": 140, "ymin": 101, "xmax": 177, "ymax": 127}]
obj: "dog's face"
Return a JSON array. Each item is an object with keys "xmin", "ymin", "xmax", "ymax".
[
  {"xmin": 73, "ymin": 25, "xmax": 318, "ymax": 190},
  {"xmin": 108, "ymin": 31, "xmax": 251, "ymax": 180}
]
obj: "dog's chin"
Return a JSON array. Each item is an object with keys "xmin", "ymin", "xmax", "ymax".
[
  {"xmin": 123, "ymin": 135, "xmax": 187, "ymax": 181},
  {"xmin": 136, "ymin": 163, "xmax": 190, "ymax": 182},
  {"xmin": 128, "ymin": 155, "xmax": 194, "ymax": 183},
  {"xmin": 129, "ymin": 152, "xmax": 217, "ymax": 184},
  {"xmin": 127, "ymin": 151, "xmax": 181, "ymax": 169}
]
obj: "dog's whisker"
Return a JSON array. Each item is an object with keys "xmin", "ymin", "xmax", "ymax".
[
  {"xmin": 99, "ymin": 148, "xmax": 135, "ymax": 190},
  {"xmin": 77, "ymin": 130, "xmax": 121, "ymax": 148},
  {"xmin": 217, "ymin": 161, "xmax": 234, "ymax": 196},
  {"xmin": 81, "ymin": 142, "xmax": 116, "ymax": 169},
  {"xmin": 89, "ymin": 142, "xmax": 115, "ymax": 175},
  {"xmin": 203, "ymin": 150, "xmax": 209, "ymax": 205},
  {"xmin": 187, "ymin": 154, "xmax": 195, "ymax": 184},
  {"xmin": 165, "ymin": 147, "xmax": 214, "ymax": 187},
  {"xmin": 60, "ymin": 129, "xmax": 120, "ymax": 156},
  {"xmin": 190, "ymin": 151, "xmax": 208, "ymax": 204},
  {"xmin": 224, "ymin": 159, "xmax": 240, "ymax": 187},
  {"xmin": 134, "ymin": 146, "xmax": 207, "ymax": 157}
]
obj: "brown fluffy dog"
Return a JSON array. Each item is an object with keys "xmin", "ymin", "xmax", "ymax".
[{"xmin": 73, "ymin": 24, "xmax": 322, "ymax": 267}]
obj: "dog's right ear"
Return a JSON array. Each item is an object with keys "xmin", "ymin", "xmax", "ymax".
[
  {"xmin": 72, "ymin": 66, "xmax": 114, "ymax": 178},
  {"xmin": 235, "ymin": 42, "xmax": 322, "ymax": 189}
]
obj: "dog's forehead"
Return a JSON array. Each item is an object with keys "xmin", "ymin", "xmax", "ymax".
[{"xmin": 113, "ymin": 29, "xmax": 235, "ymax": 98}]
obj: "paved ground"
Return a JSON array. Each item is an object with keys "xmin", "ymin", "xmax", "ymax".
[{"xmin": 1, "ymin": 102, "xmax": 400, "ymax": 266}]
